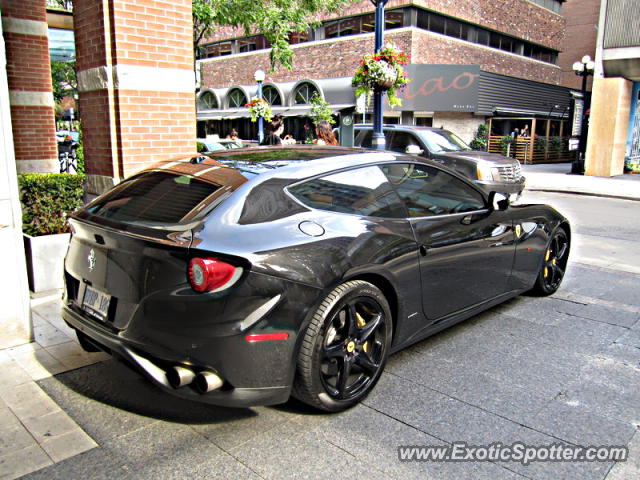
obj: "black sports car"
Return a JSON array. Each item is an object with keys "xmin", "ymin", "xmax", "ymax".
[{"xmin": 62, "ymin": 146, "xmax": 570, "ymax": 412}]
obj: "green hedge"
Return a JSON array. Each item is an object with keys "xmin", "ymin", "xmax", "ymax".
[{"xmin": 19, "ymin": 173, "xmax": 85, "ymax": 236}]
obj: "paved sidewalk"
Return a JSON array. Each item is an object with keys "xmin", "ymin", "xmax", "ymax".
[
  {"xmin": 0, "ymin": 291, "xmax": 108, "ymax": 480},
  {"xmin": 522, "ymin": 163, "xmax": 640, "ymax": 200}
]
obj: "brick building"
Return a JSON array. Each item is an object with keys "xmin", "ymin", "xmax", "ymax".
[
  {"xmin": 0, "ymin": 0, "xmax": 196, "ymax": 345},
  {"xmin": 196, "ymin": 0, "xmax": 574, "ymax": 161}
]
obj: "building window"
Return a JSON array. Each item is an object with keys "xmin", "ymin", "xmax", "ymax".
[
  {"xmin": 529, "ymin": 0, "xmax": 563, "ymax": 14},
  {"xmin": 228, "ymin": 88, "xmax": 247, "ymax": 108},
  {"xmin": 415, "ymin": 7, "xmax": 558, "ymax": 65},
  {"xmin": 262, "ymin": 86, "xmax": 282, "ymax": 106},
  {"xmin": 293, "ymin": 83, "xmax": 319, "ymax": 105},
  {"xmin": 197, "ymin": 91, "xmax": 218, "ymax": 110}
]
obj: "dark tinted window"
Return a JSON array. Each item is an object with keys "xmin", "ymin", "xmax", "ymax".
[
  {"xmin": 356, "ymin": 129, "xmax": 392, "ymax": 149},
  {"xmin": 381, "ymin": 163, "xmax": 485, "ymax": 217},
  {"xmin": 389, "ymin": 131, "xmax": 423, "ymax": 154},
  {"xmin": 288, "ymin": 166, "xmax": 406, "ymax": 218},
  {"xmin": 87, "ymin": 172, "xmax": 221, "ymax": 224}
]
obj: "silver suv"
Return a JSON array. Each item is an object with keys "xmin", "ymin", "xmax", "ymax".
[{"xmin": 354, "ymin": 125, "xmax": 525, "ymax": 195}]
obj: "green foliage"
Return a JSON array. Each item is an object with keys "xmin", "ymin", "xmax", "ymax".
[
  {"xmin": 352, "ymin": 44, "xmax": 410, "ymax": 107},
  {"xmin": 50, "ymin": 60, "xmax": 77, "ymax": 103},
  {"xmin": 192, "ymin": 0, "xmax": 354, "ymax": 71},
  {"xmin": 19, "ymin": 173, "xmax": 85, "ymax": 236},
  {"xmin": 534, "ymin": 137, "xmax": 548, "ymax": 153},
  {"xmin": 469, "ymin": 123, "xmax": 488, "ymax": 151},
  {"xmin": 548, "ymin": 136, "xmax": 564, "ymax": 152},
  {"xmin": 499, "ymin": 136, "xmax": 514, "ymax": 155},
  {"xmin": 197, "ymin": 141, "xmax": 206, "ymax": 152},
  {"xmin": 309, "ymin": 93, "xmax": 335, "ymax": 126}
]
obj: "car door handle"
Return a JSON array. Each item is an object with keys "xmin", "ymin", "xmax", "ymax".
[{"xmin": 419, "ymin": 245, "xmax": 429, "ymax": 256}]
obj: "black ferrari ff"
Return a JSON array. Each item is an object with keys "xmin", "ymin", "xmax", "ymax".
[{"xmin": 62, "ymin": 146, "xmax": 570, "ymax": 412}]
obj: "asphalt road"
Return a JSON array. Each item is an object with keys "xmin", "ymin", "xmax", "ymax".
[{"xmin": 23, "ymin": 192, "xmax": 640, "ymax": 480}]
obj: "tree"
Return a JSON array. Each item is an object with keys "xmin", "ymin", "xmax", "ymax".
[
  {"xmin": 193, "ymin": 0, "xmax": 354, "ymax": 71},
  {"xmin": 50, "ymin": 60, "xmax": 77, "ymax": 102}
]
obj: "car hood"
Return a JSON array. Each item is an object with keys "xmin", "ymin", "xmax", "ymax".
[{"xmin": 439, "ymin": 150, "xmax": 518, "ymax": 165}]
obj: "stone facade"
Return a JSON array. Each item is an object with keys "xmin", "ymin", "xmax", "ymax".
[
  {"xmin": 204, "ymin": 0, "xmax": 565, "ymax": 51},
  {"xmin": 432, "ymin": 112, "xmax": 485, "ymax": 144},
  {"xmin": 201, "ymin": 28, "xmax": 562, "ymax": 88}
]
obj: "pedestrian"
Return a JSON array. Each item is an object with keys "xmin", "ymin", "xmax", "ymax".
[
  {"xmin": 313, "ymin": 121, "xmax": 338, "ymax": 145},
  {"xmin": 520, "ymin": 125, "xmax": 530, "ymax": 137},
  {"xmin": 226, "ymin": 128, "xmax": 243, "ymax": 147},
  {"xmin": 260, "ymin": 114, "xmax": 284, "ymax": 145},
  {"xmin": 511, "ymin": 127, "xmax": 520, "ymax": 138}
]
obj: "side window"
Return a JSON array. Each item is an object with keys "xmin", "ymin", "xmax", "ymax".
[
  {"xmin": 358, "ymin": 130, "xmax": 372, "ymax": 148},
  {"xmin": 288, "ymin": 166, "xmax": 406, "ymax": 218},
  {"xmin": 356, "ymin": 130, "xmax": 392, "ymax": 149},
  {"xmin": 381, "ymin": 163, "xmax": 485, "ymax": 217},
  {"xmin": 388, "ymin": 131, "xmax": 424, "ymax": 154}
]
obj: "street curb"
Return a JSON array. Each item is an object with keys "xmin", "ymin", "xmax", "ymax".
[{"xmin": 526, "ymin": 188, "xmax": 640, "ymax": 202}]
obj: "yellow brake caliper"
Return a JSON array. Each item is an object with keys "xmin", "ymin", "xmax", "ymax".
[
  {"xmin": 356, "ymin": 312, "xmax": 368, "ymax": 353},
  {"xmin": 544, "ymin": 248, "xmax": 551, "ymax": 278}
]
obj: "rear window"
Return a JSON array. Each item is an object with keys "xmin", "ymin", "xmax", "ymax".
[{"xmin": 85, "ymin": 168, "xmax": 240, "ymax": 225}]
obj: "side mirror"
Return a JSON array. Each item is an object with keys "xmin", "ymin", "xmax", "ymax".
[{"xmin": 488, "ymin": 191, "xmax": 509, "ymax": 211}]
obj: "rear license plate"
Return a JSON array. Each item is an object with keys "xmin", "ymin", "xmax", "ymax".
[{"xmin": 81, "ymin": 285, "xmax": 111, "ymax": 322}]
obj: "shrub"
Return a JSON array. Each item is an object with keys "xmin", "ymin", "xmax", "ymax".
[
  {"xmin": 499, "ymin": 136, "xmax": 514, "ymax": 155},
  {"xmin": 469, "ymin": 123, "xmax": 488, "ymax": 151},
  {"xmin": 309, "ymin": 92, "xmax": 335, "ymax": 126},
  {"xmin": 19, "ymin": 173, "xmax": 85, "ymax": 236},
  {"xmin": 196, "ymin": 141, "xmax": 206, "ymax": 152}
]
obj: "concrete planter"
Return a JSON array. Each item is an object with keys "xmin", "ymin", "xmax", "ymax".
[{"xmin": 23, "ymin": 232, "xmax": 71, "ymax": 293}]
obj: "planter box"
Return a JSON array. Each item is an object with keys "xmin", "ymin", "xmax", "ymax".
[{"xmin": 24, "ymin": 232, "xmax": 71, "ymax": 293}]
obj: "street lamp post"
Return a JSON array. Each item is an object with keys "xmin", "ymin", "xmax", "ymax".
[
  {"xmin": 371, "ymin": 0, "xmax": 389, "ymax": 150},
  {"xmin": 571, "ymin": 55, "xmax": 595, "ymax": 174},
  {"xmin": 254, "ymin": 69, "xmax": 266, "ymax": 144}
]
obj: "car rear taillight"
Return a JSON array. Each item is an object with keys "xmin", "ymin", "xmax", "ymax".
[{"xmin": 188, "ymin": 257, "xmax": 241, "ymax": 293}]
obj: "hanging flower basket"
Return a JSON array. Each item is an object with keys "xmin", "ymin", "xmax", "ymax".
[
  {"xmin": 245, "ymin": 98, "xmax": 272, "ymax": 123},
  {"xmin": 351, "ymin": 44, "xmax": 410, "ymax": 107}
]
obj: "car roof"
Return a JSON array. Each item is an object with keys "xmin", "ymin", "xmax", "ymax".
[
  {"xmin": 139, "ymin": 146, "xmax": 471, "ymax": 188},
  {"xmin": 354, "ymin": 124, "xmax": 447, "ymax": 132}
]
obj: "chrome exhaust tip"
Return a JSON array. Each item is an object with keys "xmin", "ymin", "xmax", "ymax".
[
  {"xmin": 194, "ymin": 371, "xmax": 224, "ymax": 393},
  {"xmin": 166, "ymin": 366, "xmax": 196, "ymax": 389}
]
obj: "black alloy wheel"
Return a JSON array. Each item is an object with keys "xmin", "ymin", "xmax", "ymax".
[
  {"xmin": 531, "ymin": 227, "xmax": 569, "ymax": 296},
  {"xmin": 293, "ymin": 280, "xmax": 392, "ymax": 412}
]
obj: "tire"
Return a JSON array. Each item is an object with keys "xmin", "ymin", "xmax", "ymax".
[
  {"xmin": 530, "ymin": 227, "xmax": 570, "ymax": 296},
  {"xmin": 293, "ymin": 280, "xmax": 392, "ymax": 412}
]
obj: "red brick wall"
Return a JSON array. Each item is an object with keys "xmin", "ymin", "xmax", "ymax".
[
  {"xmin": 557, "ymin": 0, "xmax": 599, "ymax": 90},
  {"xmin": 9, "ymin": 106, "xmax": 58, "ymax": 161},
  {"xmin": 109, "ymin": 1, "xmax": 194, "ymax": 69},
  {"xmin": 74, "ymin": 0, "xmax": 196, "ymax": 185},
  {"xmin": 204, "ymin": 0, "xmax": 565, "ymax": 51},
  {"xmin": 201, "ymin": 29, "xmax": 561, "ymax": 88},
  {"xmin": 74, "ymin": 2, "xmax": 108, "ymax": 71},
  {"xmin": 1, "ymin": 0, "xmax": 58, "ymax": 172}
]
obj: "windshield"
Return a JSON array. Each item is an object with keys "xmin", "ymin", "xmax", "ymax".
[{"xmin": 419, "ymin": 130, "xmax": 471, "ymax": 153}]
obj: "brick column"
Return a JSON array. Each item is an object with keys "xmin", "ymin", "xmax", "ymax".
[
  {"xmin": 0, "ymin": 0, "xmax": 59, "ymax": 173},
  {"xmin": 74, "ymin": 0, "xmax": 196, "ymax": 194}
]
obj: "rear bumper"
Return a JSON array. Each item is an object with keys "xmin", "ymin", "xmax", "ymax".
[{"xmin": 63, "ymin": 305, "xmax": 291, "ymax": 407}]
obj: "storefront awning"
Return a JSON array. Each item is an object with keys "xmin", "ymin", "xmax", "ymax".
[{"xmin": 198, "ymin": 104, "xmax": 355, "ymax": 121}]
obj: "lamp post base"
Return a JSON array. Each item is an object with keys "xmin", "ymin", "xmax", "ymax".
[{"xmin": 571, "ymin": 152, "xmax": 585, "ymax": 175}]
